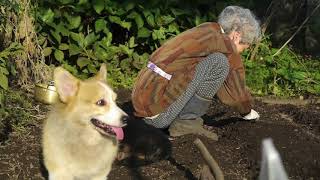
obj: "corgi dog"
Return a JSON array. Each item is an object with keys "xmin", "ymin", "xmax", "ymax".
[{"xmin": 42, "ymin": 64, "xmax": 128, "ymax": 180}]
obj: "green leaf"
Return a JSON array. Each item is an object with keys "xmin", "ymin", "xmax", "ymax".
[
  {"xmin": 127, "ymin": 12, "xmax": 144, "ymax": 29},
  {"xmin": 41, "ymin": 9, "xmax": 55, "ymax": 24},
  {"xmin": 108, "ymin": 15, "xmax": 121, "ymax": 23},
  {"xmin": 103, "ymin": 27, "xmax": 110, "ymax": 35},
  {"xmin": 0, "ymin": 73, "xmax": 8, "ymax": 90},
  {"xmin": 95, "ymin": 46, "xmax": 108, "ymax": 60},
  {"xmin": 108, "ymin": 16, "xmax": 131, "ymax": 30},
  {"xmin": 78, "ymin": 0, "xmax": 88, "ymax": 5},
  {"xmin": 143, "ymin": 10, "xmax": 155, "ymax": 27},
  {"xmin": 120, "ymin": 58, "xmax": 132, "ymax": 71},
  {"xmin": 0, "ymin": 67, "xmax": 9, "ymax": 75},
  {"xmin": 170, "ymin": 8, "xmax": 186, "ymax": 16},
  {"xmin": 70, "ymin": 32, "xmax": 85, "ymax": 47},
  {"xmin": 82, "ymin": 69, "xmax": 89, "ymax": 74},
  {"xmin": 9, "ymin": 64, "xmax": 17, "ymax": 76},
  {"xmin": 129, "ymin": 37, "xmax": 137, "ymax": 48},
  {"xmin": 77, "ymin": 57, "xmax": 91, "ymax": 68},
  {"xmin": 50, "ymin": 30, "xmax": 61, "ymax": 43},
  {"xmin": 132, "ymin": 52, "xmax": 147, "ymax": 69},
  {"xmin": 125, "ymin": 2, "xmax": 135, "ymax": 11},
  {"xmin": 88, "ymin": 64, "xmax": 98, "ymax": 73},
  {"xmin": 152, "ymin": 27, "xmax": 166, "ymax": 40},
  {"xmin": 93, "ymin": 0, "xmax": 105, "ymax": 14},
  {"xmin": 62, "ymin": 64, "xmax": 78, "ymax": 75},
  {"xmin": 135, "ymin": 14, "xmax": 144, "ymax": 29},
  {"xmin": 292, "ymin": 71, "xmax": 306, "ymax": 80},
  {"xmin": 137, "ymin": 27, "xmax": 151, "ymax": 38},
  {"xmin": 95, "ymin": 19, "xmax": 107, "ymax": 33},
  {"xmin": 69, "ymin": 43, "xmax": 82, "ymax": 56},
  {"xmin": 0, "ymin": 92, "xmax": 4, "ymax": 107},
  {"xmin": 37, "ymin": 35, "xmax": 47, "ymax": 45},
  {"xmin": 65, "ymin": 14, "xmax": 81, "ymax": 29},
  {"xmin": 54, "ymin": 49, "xmax": 64, "ymax": 62},
  {"xmin": 104, "ymin": 4, "xmax": 126, "ymax": 15},
  {"xmin": 100, "ymin": 34, "xmax": 112, "ymax": 49},
  {"xmin": 56, "ymin": 23, "xmax": 70, "ymax": 36},
  {"xmin": 84, "ymin": 32, "xmax": 98, "ymax": 47},
  {"xmin": 141, "ymin": 52, "xmax": 149, "ymax": 61},
  {"xmin": 59, "ymin": 0, "xmax": 73, "ymax": 4},
  {"xmin": 156, "ymin": 15, "xmax": 175, "ymax": 26},
  {"xmin": 43, "ymin": 47, "xmax": 52, "ymax": 56},
  {"xmin": 168, "ymin": 23, "xmax": 180, "ymax": 34},
  {"xmin": 119, "ymin": 44, "xmax": 133, "ymax": 55},
  {"xmin": 59, "ymin": 43, "xmax": 69, "ymax": 50},
  {"xmin": 121, "ymin": 21, "xmax": 131, "ymax": 30},
  {"xmin": 195, "ymin": 15, "xmax": 201, "ymax": 26}
]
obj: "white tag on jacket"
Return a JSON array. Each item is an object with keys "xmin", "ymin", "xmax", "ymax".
[{"xmin": 147, "ymin": 62, "xmax": 172, "ymax": 80}]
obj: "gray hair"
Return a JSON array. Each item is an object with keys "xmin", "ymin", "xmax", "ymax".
[{"xmin": 218, "ymin": 6, "xmax": 261, "ymax": 44}]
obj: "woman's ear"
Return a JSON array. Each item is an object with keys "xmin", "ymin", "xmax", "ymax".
[
  {"xmin": 228, "ymin": 31, "xmax": 241, "ymax": 45},
  {"xmin": 94, "ymin": 64, "xmax": 107, "ymax": 82},
  {"xmin": 54, "ymin": 67, "xmax": 79, "ymax": 103}
]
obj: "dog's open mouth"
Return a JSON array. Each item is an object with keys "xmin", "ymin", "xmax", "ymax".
[{"xmin": 91, "ymin": 118, "xmax": 124, "ymax": 140}]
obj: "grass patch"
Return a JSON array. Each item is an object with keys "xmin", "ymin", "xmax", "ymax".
[
  {"xmin": 243, "ymin": 36, "xmax": 320, "ymax": 97},
  {"xmin": 0, "ymin": 0, "xmax": 52, "ymax": 91},
  {"xmin": 0, "ymin": 89, "xmax": 45, "ymax": 142}
]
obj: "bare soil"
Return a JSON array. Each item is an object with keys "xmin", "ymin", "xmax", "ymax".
[{"xmin": 0, "ymin": 89, "xmax": 319, "ymax": 180}]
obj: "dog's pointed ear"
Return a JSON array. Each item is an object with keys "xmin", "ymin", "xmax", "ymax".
[
  {"xmin": 94, "ymin": 64, "xmax": 107, "ymax": 82},
  {"xmin": 54, "ymin": 67, "xmax": 79, "ymax": 103}
]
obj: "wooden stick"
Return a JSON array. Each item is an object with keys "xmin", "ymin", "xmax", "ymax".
[{"xmin": 194, "ymin": 138, "xmax": 224, "ymax": 180}]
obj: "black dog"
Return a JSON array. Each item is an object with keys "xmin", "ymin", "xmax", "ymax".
[{"xmin": 118, "ymin": 117, "xmax": 172, "ymax": 166}]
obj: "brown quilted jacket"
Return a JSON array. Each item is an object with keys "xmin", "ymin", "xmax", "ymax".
[{"xmin": 132, "ymin": 22, "xmax": 252, "ymax": 117}]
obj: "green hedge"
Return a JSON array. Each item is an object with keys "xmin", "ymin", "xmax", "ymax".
[
  {"xmin": 33, "ymin": 0, "xmax": 320, "ymax": 95},
  {"xmin": 37, "ymin": 0, "xmax": 217, "ymax": 87}
]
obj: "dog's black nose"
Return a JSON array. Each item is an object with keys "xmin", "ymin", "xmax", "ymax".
[{"xmin": 122, "ymin": 115, "xmax": 129, "ymax": 125}]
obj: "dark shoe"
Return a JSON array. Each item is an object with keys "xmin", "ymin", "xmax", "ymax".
[{"xmin": 168, "ymin": 118, "xmax": 218, "ymax": 141}]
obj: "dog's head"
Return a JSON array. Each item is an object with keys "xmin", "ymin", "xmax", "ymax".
[{"xmin": 54, "ymin": 64, "xmax": 128, "ymax": 140}]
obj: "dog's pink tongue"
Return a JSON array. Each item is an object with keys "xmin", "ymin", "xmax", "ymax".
[{"xmin": 111, "ymin": 127, "xmax": 124, "ymax": 140}]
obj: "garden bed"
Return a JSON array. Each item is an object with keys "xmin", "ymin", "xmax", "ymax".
[{"xmin": 0, "ymin": 90, "xmax": 319, "ymax": 180}]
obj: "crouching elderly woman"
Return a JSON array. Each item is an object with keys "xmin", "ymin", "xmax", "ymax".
[{"xmin": 131, "ymin": 6, "xmax": 261, "ymax": 139}]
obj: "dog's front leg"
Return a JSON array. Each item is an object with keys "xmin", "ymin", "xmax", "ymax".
[
  {"xmin": 48, "ymin": 171, "xmax": 74, "ymax": 180},
  {"xmin": 91, "ymin": 173, "xmax": 108, "ymax": 180},
  {"xmin": 91, "ymin": 166, "xmax": 112, "ymax": 180}
]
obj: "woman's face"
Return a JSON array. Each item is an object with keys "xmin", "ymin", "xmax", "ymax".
[{"xmin": 228, "ymin": 31, "xmax": 250, "ymax": 53}]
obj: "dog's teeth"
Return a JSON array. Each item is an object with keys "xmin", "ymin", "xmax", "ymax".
[{"xmin": 92, "ymin": 119, "xmax": 116, "ymax": 136}]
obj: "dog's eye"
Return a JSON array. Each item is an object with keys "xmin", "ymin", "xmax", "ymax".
[{"xmin": 96, "ymin": 99, "xmax": 106, "ymax": 106}]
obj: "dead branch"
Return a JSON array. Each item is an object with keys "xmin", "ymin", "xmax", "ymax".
[
  {"xmin": 250, "ymin": 0, "xmax": 277, "ymax": 61},
  {"xmin": 194, "ymin": 138, "xmax": 224, "ymax": 180},
  {"xmin": 273, "ymin": 0, "xmax": 320, "ymax": 56}
]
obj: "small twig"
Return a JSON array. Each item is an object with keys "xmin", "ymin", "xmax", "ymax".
[
  {"xmin": 273, "ymin": 1, "xmax": 320, "ymax": 57},
  {"xmin": 249, "ymin": 0, "xmax": 278, "ymax": 61},
  {"xmin": 193, "ymin": 138, "xmax": 224, "ymax": 180}
]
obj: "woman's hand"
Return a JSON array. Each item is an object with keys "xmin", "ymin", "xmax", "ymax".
[{"xmin": 242, "ymin": 109, "xmax": 260, "ymax": 120}]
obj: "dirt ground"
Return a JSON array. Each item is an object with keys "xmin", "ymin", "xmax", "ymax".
[{"xmin": 0, "ymin": 89, "xmax": 319, "ymax": 180}]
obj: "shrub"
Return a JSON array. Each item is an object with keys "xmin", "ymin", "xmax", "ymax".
[
  {"xmin": 34, "ymin": 0, "xmax": 320, "ymax": 95},
  {"xmin": 35, "ymin": 0, "xmax": 223, "ymax": 87},
  {"xmin": 244, "ymin": 36, "xmax": 320, "ymax": 96}
]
